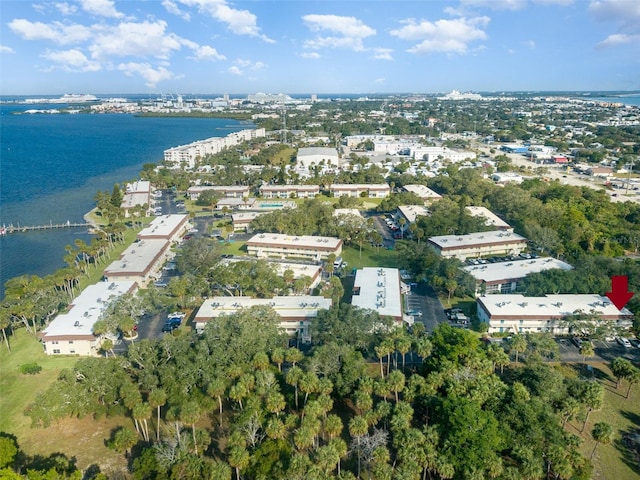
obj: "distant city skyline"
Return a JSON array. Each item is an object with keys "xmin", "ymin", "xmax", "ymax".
[{"xmin": 1, "ymin": 0, "xmax": 639, "ymax": 95}]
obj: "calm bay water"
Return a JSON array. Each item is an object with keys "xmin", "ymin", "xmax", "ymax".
[{"xmin": 0, "ymin": 105, "xmax": 250, "ymax": 297}]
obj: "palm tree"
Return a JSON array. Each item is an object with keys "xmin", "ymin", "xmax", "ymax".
[
  {"xmin": 590, "ymin": 422, "xmax": 612, "ymax": 460},
  {"xmin": 149, "ymin": 388, "xmax": 167, "ymax": 442},
  {"xmin": 510, "ymin": 334, "xmax": 527, "ymax": 363},
  {"xmin": 579, "ymin": 341, "xmax": 595, "ymax": 364}
]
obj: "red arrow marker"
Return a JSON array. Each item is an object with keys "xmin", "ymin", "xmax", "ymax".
[{"xmin": 606, "ymin": 276, "xmax": 634, "ymax": 310}]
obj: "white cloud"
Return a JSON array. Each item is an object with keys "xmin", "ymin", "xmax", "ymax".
[
  {"xmin": 372, "ymin": 48, "xmax": 393, "ymax": 60},
  {"xmin": 162, "ymin": 0, "xmax": 191, "ymax": 20},
  {"xmin": 523, "ymin": 39, "xmax": 536, "ymax": 49},
  {"xmin": 0, "ymin": 45, "xmax": 16, "ymax": 54},
  {"xmin": 302, "ymin": 14, "xmax": 375, "ymax": 51},
  {"xmin": 79, "ymin": 0, "xmax": 123, "ymax": 18},
  {"xmin": 252, "ymin": 61, "xmax": 265, "ymax": 70},
  {"xmin": 597, "ymin": 33, "xmax": 640, "ymax": 47},
  {"xmin": 374, "ymin": 77, "xmax": 385, "ymax": 84},
  {"xmin": 9, "ymin": 19, "xmax": 92, "ymax": 45},
  {"xmin": 188, "ymin": 45, "xmax": 226, "ymax": 61},
  {"xmin": 175, "ymin": 0, "xmax": 274, "ymax": 42},
  {"xmin": 89, "ymin": 21, "xmax": 183, "ymax": 60},
  {"xmin": 54, "ymin": 2, "xmax": 79, "ymax": 15},
  {"xmin": 41, "ymin": 48, "xmax": 101, "ymax": 71},
  {"xmin": 300, "ymin": 51, "xmax": 321, "ymax": 59},
  {"xmin": 391, "ymin": 16, "xmax": 489, "ymax": 54},
  {"xmin": 117, "ymin": 62, "xmax": 176, "ymax": 87},
  {"xmin": 459, "ymin": 0, "xmax": 527, "ymax": 10},
  {"xmin": 590, "ymin": 0, "xmax": 640, "ymax": 47},
  {"xmin": 228, "ymin": 65, "xmax": 243, "ymax": 75}
]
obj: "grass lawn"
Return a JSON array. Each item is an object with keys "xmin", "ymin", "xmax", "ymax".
[
  {"xmin": 341, "ymin": 244, "xmax": 399, "ymax": 270},
  {"xmin": 0, "ymin": 330, "xmax": 128, "ymax": 472},
  {"xmin": 563, "ymin": 363, "xmax": 640, "ymax": 480}
]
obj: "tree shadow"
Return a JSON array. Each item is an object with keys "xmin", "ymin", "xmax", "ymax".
[{"xmin": 614, "ymin": 419, "xmax": 640, "ymax": 477}]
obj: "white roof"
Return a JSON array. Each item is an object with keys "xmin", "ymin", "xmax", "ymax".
[
  {"xmin": 403, "ymin": 184, "xmax": 442, "ymax": 199},
  {"xmin": 397, "ymin": 205, "xmax": 429, "ymax": 223},
  {"xmin": 125, "ymin": 181, "xmax": 150, "ymax": 193},
  {"xmin": 104, "ymin": 239, "xmax": 168, "ymax": 275},
  {"xmin": 464, "ymin": 258, "xmax": 573, "ymax": 283},
  {"xmin": 297, "ymin": 147, "xmax": 339, "ymax": 157},
  {"xmin": 138, "ymin": 214, "xmax": 188, "ymax": 238},
  {"xmin": 247, "ymin": 233, "xmax": 342, "ymax": 250},
  {"xmin": 479, "ymin": 294, "xmax": 631, "ymax": 318},
  {"xmin": 334, "ymin": 208, "xmax": 363, "ymax": 217},
  {"xmin": 466, "ymin": 206, "xmax": 511, "ymax": 230},
  {"xmin": 42, "ymin": 281, "xmax": 136, "ymax": 339},
  {"xmin": 195, "ymin": 295, "xmax": 332, "ymax": 321},
  {"xmin": 429, "ymin": 230, "xmax": 527, "ymax": 249},
  {"xmin": 330, "ymin": 183, "xmax": 390, "ymax": 190},
  {"xmin": 222, "ymin": 258, "xmax": 321, "ymax": 280},
  {"xmin": 352, "ymin": 267, "xmax": 403, "ymax": 319}
]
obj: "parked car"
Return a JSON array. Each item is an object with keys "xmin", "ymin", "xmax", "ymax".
[
  {"xmin": 571, "ymin": 337, "xmax": 583, "ymax": 348},
  {"xmin": 406, "ymin": 310, "xmax": 422, "ymax": 317},
  {"xmin": 154, "ymin": 281, "xmax": 168, "ymax": 288},
  {"xmin": 629, "ymin": 338, "xmax": 640, "ymax": 349},
  {"xmin": 161, "ymin": 323, "xmax": 178, "ymax": 333},
  {"xmin": 616, "ymin": 337, "xmax": 632, "ymax": 348}
]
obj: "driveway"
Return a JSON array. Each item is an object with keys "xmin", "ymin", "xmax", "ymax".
[{"xmin": 405, "ymin": 283, "xmax": 447, "ymax": 333}]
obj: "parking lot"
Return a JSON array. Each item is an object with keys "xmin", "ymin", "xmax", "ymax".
[
  {"xmin": 556, "ymin": 337, "xmax": 640, "ymax": 363},
  {"xmin": 404, "ymin": 283, "xmax": 448, "ymax": 332}
]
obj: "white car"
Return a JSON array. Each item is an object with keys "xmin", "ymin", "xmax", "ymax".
[{"xmin": 616, "ymin": 337, "xmax": 632, "ymax": 348}]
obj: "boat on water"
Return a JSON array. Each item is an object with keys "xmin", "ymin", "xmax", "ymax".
[{"xmin": 23, "ymin": 94, "xmax": 99, "ymax": 104}]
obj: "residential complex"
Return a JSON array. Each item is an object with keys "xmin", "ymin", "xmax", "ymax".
[
  {"xmin": 351, "ymin": 267, "xmax": 404, "ymax": 324},
  {"xmin": 259, "ymin": 184, "xmax": 320, "ymax": 199},
  {"xmin": 464, "ymin": 257, "xmax": 573, "ymax": 295},
  {"xmin": 186, "ymin": 185, "xmax": 251, "ymax": 201},
  {"xmin": 193, "ymin": 295, "xmax": 332, "ymax": 338},
  {"xmin": 465, "ymin": 206, "xmax": 512, "ymax": 231},
  {"xmin": 330, "ymin": 183, "xmax": 390, "ymax": 198},
  {"xmin": 164, "ymin": 128, "xmax": 266, "ymax": 169},
  {"xmin": 428, "ymin": 230, "xmax": 528, "ymax": 260},
  {"xmin": 120, "ymin": 181, "xmax": 151, "ymax": 217},
  {"xmin": 402, "ymin": 184, "xmax": 442, "ymax": 203},
  {"xmin": 246, "ymin": 233, "xmax": 342, "ymax": 261},
  {"xmin": 477, "ymin": 294, "xmax": 633, "ymax": 334},
  {"xmin": 41, "ymin": 281, "xmax": 137, "ymax": 356}
]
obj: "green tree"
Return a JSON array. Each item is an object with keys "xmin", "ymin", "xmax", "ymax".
[{"xmin": 590, "ymin": 422, "xmax": 612, "ymax": 460}]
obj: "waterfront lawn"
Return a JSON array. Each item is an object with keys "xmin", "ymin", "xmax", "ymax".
[{"xmin": 0, "ymin": 330, "xmax": 128, "ymax": 472}]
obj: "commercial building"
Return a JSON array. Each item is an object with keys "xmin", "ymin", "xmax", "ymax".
[
  {"xmin": 138, "ymin": 214, "xmax": 190, "ymax": 242},
  {"xmin": 351, "ymin": 268, "xmax": 404, "ymax": 324},
  {"xmin": 246, "ymin": 233, "xmax": 342, "ymax": 261},
  {"xmin": 259, "ymin": 184, "xmax": 320, "ymax": 199},
  {"xmin": 103, "ymin": 239, "xmax": 170, "ymax": 286},
  {"xmin": 465, "ymin": 206, "xmax": 512, "ymax": 231},
  {"xmin": 41, "ymin": 281, "xmax": 137, "ymax": 356},
  {"xmin": 193, "ymin": 295, "xmax": 332, "ymax": 338},
  {"xmin": 402, "ymin": 184, "xmax": 442, "ymax": 204},
  {"xmin": 410, "ymin": 146, "xmax": 473, "ymax": 163},
  {"xmin": 491, "ymin": 172, "xmax": 523, "ymax": 184},
  {"xmin": 463, "ymin": 257, "xmax": 573, "ymax": 295},
  {"xmin": 330, "ymin": 183, "xmax": 390, "ymax": 198},
  {"xmin": 296, "ymin": 147, "xmax": 341, "ymax": 169},
  {"xmin": 477, "ymin": 294, "xmax": 633, "ymax": 334},
  {"xmin": 428, "ymin": 230, "xmax": 528, "ymax": 260},
  {"xmin": 163, "ymin": 128, "xmax": 266, "ymax": 169}
]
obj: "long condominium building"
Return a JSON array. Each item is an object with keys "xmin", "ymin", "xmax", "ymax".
[
  {"xmin": 246, "ymin": 233, "xmax": 342, "ymax": 261},
  {"xmin": 164, "ymin": 128, "xmax": 266, "ymax": 169},
  {"xmin": 428, "ymin": 230, "xmax": 527, "ymax": 260},
  {"xmin": 477, "ymin": 294, "xmax": 633, "ymax": 335}
]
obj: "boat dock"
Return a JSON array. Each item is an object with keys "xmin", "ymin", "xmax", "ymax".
[{"xmin": 0, "ymin": 221, "xmax": 90, "ymax": 235}]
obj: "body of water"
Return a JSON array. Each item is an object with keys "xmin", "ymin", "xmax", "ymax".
[{"xmin": 0, "ymin": 105, "xmax": 250, "ymax": 297}]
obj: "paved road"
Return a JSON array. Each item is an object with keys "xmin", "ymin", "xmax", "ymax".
[{"xmin": 404, "ymin": 282, "xmax": 448, "ymax": 333}]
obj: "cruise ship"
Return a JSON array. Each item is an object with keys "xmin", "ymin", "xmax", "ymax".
[
  {"xmin": 437, "ymin": 90, "xmax": 482, "ymax": 101},
  {"xmin": 24, "ymin": 94, "xmax": 99, "ymax": 104}
]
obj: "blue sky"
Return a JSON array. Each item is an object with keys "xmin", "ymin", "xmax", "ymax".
[{"xmin": 1, "ymin": 0, "xmax": 639, "ymax": 95}]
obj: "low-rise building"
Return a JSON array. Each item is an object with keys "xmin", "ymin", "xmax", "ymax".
[
  {"xmin": 194, "ymin": 295, "xmax": 332, "ymax": 338},
  {"xmin": 246, "ymin": 233, "xmax": 342, "ymax": 261},
  {"xmin": 138, "ymin": 214, "xmax": 190, "ymax": 242},
  {"xmin": 402, "ymin": 184, "xmax": 442, "ymax": 204},
  {"xmin": 396, "ymin": 205, "xmax": 430, "ymax": 226},
  {"xmin": 296, "ymin": 147, "xmax": 340, "ymax": 169},
  {"xmin": 477, "ymin": 294, "xmax": 633, "ymax": 334},
  {"xmin": 41, "ymin": 281, "xmax": 137, "ymax": 356},
  {"xmin": 120, "ymin": 181, "xmax": 151, "ymax": 217},
  {"xmin": 465, "ymin": 206, "xmax": 512, "ymax": 231},
  {"xmin": 330, "ymin": 183, "xmax": 390, "ymax": 198},
  {"xmin": 351, "ymin": 267, "xmax": 404, "ymax": 324},
  {"xmin": 231, "ymin": 212, "xmax": 265, "ymax": 231},
  {"xmin": 186, "ymin": 185, "xmax": 251, "ymax": 201},
  {"xmin": 259, "ymin": 184, "xmax": 320, "ymax": 199},
  {"xmin": 428, "ymin": 230, "xmax": 528, "ymax": 260},
  {"xmin": 464, "ymin": 257, "xmax": 573, "ymax": 295},
  {"xmin": 103, "ymin": 239, "xmax": 170, "ymax": 286},
  {"xmin": 491, "ymin": 172, "xmax": 523, "ymax": 184},
  {"xmin": 222, "ymin": 258, "xmax": 323, "ymax": 290}
]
